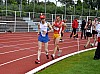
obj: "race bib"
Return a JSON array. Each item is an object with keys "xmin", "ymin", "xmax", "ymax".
[
  {"xmin": 86, "ymin": 30, "xmax": 90, "ymax": 32},
  {"xmin": 41, "ymin": 30, "xmax": 47, "ymax": 37},
  {"xmin": 54, "ymin": 26, "xmax": 59, "ymax": 30}
]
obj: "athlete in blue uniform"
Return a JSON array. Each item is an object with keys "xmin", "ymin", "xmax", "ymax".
[{"xmin": 35, "ymin": 15, "xmax": 53, "ymax": 64}]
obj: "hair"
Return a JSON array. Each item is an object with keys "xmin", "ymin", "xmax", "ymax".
[
  {"xmin": 74, "ymin": 16, "xmax": 79, "ymax": 19},
  {"xmin": 95, "ymin": 17, "xmax": 98, "ymax": 18},
  {"xmin": 88, "ymin": 19, "xmax": 92, "ymax": 25}
]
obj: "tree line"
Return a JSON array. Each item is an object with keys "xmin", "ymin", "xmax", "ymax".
[{"xmin": 0, "ymin": 0, "xmax": 100, "ymax": 16}]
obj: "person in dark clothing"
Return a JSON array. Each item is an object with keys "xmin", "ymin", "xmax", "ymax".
[
  {"xmin": 84, "ymin": 19, "xmax": 92, "ymax": 48},
  {"xmin": 94, "ymin": 22, "xmax": 100, "ymax": 60},
  {"xmin": 81, "ymin": 19, "xmax": 86, "ymax": 39}
]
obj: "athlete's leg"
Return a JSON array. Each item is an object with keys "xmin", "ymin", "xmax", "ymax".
[
  {"xmin": 83, "ymin": 29, "xmax": 86, "ymax": 39},
  {"xmin": 51, "ymin": 37, "xmax": 60, "ymax": 59},
  {"xmin": 44, "ymin": 42, "xmax": 49, "ymax": 59},
  {"xmin": 37, "ymin": 41, "xmax": 42, "ymax": 60},
  {"xmin": 93, "ymin": 34, "xmax": 97, "ymax": 46},
  {"xmin": 70, "ymin": 29, "xmax": 74, "ymax": 38},
  {"xmin": 35, "ymin": 41, "xmax": 42, "ymax": 64},
  {"xmin": 85, "ymin": 37, "xmax": 91, "ymax": 47},
  {"xmin": 81, "ymin": 29, "xmax": 83, "ymax": 39}
]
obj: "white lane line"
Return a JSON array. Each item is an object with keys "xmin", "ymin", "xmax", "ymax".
[
  {"xmin": 0, "ymin": 40, "xmax": 86, "ymax": 55},
  {"xmin": 0, "ymin": 54, "xmax": 37, "ymax": 67},
  {"xmin": 25, "ymin": 47, "xmax": 96, "ymax": 74},
  {"xmin": 0, "ymin": 43, "xmax": 86, "ymax": 67},
  {"xmin": 0, "ymin": 35, "xmax": 71, "ymax": 44},
  {"xmin": 0, "ymin": 38, "xmax": 86, "ymax": 48},
  {"xmin": 0, "ymin": 46, "xmax": 38, "ymax": 55}
]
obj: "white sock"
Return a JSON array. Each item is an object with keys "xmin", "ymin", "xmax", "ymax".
[
  {"xmin": 46, "ymin": 52, "xmax": 48, "ymax": 55},
  {"xmin": 38, "ymin": 50, "xmax": 41, "ymax": 60},
  {"xmin": 52, "ymin": 54, "xmax": 55, "ymax": 57}
]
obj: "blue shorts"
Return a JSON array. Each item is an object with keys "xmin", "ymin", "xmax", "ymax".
[{"xmin": 38, "ymin": 33, "xmax": 50, "ymax": 43}]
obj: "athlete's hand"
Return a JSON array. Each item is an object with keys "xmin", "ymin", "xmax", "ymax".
[
  {"xmin": 37, "ymin": 32, "xmax": 40, "ymax": 35},
  {"xmin": 48, "ymin": 29, "xmax": 53, "ymax": 32},
  {"xmin": 62, "ymin": 30, "xmax": 64, "ymax": 33}
]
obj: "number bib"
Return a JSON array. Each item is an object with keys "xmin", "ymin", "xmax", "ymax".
[
  {"xmin": 54, "ymin": 26, "xmax": 59, "ymax": 30},
  {"xmin": 86, "ymin": 30, "xmax": 90, "ymax": 32}
]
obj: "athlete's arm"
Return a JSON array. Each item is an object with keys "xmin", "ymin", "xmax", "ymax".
[
  {"xmin": 52, "ymin": 22, "xmax": 55, "ymax": 29},
  {"xmin": 38, "ymin": 23, "xmax": 40, "ymax": 35},
  {"xmin": 62, "ymin": 22, "xmax": 67, "ymax": 33},
  {"xmin": 85, "ymin": 23, "xmax": 88, "ymax": 29},
  {"xmin": 47, "ymin": 22, "xmax": 53, "ymax": 32}
]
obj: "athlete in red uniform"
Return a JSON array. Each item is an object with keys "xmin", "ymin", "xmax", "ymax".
[{"xmin": 51, "ymin": 16, "xmax": 66, "ymax": 59}]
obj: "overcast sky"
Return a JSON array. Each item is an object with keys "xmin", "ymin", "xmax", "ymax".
[
  {"xmin": 39, "ymin": 0, "xmax": 83, "ymax": 6},
  {"xmin": 39, "ymin": 0, "xmax": 62, "ymax": 6}
]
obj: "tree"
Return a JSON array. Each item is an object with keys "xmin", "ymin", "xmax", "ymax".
[
  {"xmin": 0, "ymin": 0, "xmax": 3, "ymax": 4},
  {"xmin": 7, "ymin": 0, "xmax": 17, "ymax": 4}
]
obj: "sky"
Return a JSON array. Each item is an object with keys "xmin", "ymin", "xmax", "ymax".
[
  {"xmin": 39, "ymin": 0, "xmax": 83, "ymax": 6},
  {"xmin": 39, "ymin": 0, "xmax": 62, "ymax": 6}
]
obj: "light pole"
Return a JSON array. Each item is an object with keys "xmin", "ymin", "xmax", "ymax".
[
  {"xmin": 64, "ymin": 2, "xmax": 67, "ymax": 19},
  {"xmin": 89, "ymin": 5, "xmax": 91, "ymax": 16},
  {"xmin": 87, "ymin": 0, "xmax": 91, "ymax": 16},
  {"xmin": 74, "ymin": 0, "xmax": 77, "ymax": 15},
  {"xmin": 6, "ymin": 0, "xmax": 7, "ymax": 16},
  {"xmin": 45, "ymin": 0, "xmax": 46, "ymax": 16},
  {"xmin": 32, "ymin": 0, "xmax": 35, "ymax": 18},
  {"xmin": 96, "ymin": 5, "xmax": 98, "ymax": 16},
  {"xmin": 55, "ymin": 0, "xmax": 58, "ymax": 19},
  {"xmin": 81, "ymin": 0, "xmax": 83, "ymax": 16},
  {"xmin": 20, "ymin": 0, "xmax": 22, "ymax": 17},
  {"xmin": 34, "ymin": 0, "xmax": 35, "ymax": 12}
]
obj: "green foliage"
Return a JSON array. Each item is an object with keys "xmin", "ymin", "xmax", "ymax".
[{"xmin": 1, "ymin": 0, "xmax": 100, "ymax": 17}]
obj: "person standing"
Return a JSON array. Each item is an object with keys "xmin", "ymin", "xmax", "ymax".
[
  {"xmin": 70, "ymin": 17, "xmax": 79, "ymax": 39},
  {"xmin": 94, "ymin": 22, "xmax": 100, "ymax": 60},
  {"xmin": 92, "ymin": 17, "xmax": 98, "ymax": 46},
  {"xmin": 51, "ymin": 16, "xmax": 66, "ymax": 59},
  {"xmin": 84, "ymin": 19, "xmax": 92, "ymax": 48},
  {"xmin": 81, "ymin": 19, "xmax": 86, "ymax": 39},
  {"xmin": 35, "ymin": 15, "xmax": 53, "ymax": 64}
]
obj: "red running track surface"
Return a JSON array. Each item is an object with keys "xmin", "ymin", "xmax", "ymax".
[{"xmin": 0, "ymin": 32, "xmax": 94, "ymax": 74}]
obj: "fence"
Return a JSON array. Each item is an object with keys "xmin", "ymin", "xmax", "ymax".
[{"xmin": 0, "ymin": 10, "xmax": 100, "ymax": 33}]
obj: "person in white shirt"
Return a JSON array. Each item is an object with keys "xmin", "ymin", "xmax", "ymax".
[
  {"xmin": 92, "ymin": 17, "xmax": 98, "ymax": 46},
  {"xmin": 35, "ymin": 15, "xmax": 53, "ymax": 64}
]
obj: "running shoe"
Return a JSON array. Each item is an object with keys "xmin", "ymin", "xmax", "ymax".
[
  {"xmin": 51, "ymin": 54, "xmax": 55, "ymax": 60},
  {"xmin": 60, "ymin": 39, "xmax": 64, "ymax": 42},
  {"xmin": 46, "ymin": 54, "xmax": 49, "ymax": 59},
  {"xmin": 35, "ymin": 59, "xmax": 40, "ymax": 64},
  {"xmin": 90, "ymin": 43, "xmax": 94, "ymax": 47},
  {"xmin": 58, "ymin": 50, "xmax": 62, "ymax": 56},
  {"xmin": 84, "ymin": 46, "xmax": 87, "ymax": 49}
]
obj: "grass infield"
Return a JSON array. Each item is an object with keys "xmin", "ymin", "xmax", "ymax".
[{"xmin": 36, "ymin": 49, "xmax": 100, "ymax": 74}]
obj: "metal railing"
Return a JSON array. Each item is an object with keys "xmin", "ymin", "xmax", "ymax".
[{"xmin": 0, "ymin": 10, "xmax": 100, "ymax": 33}]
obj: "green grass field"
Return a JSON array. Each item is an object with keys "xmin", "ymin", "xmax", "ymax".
[{"xmin": 36, "ymin": 49, "xmax": 100, "ymax": 74}]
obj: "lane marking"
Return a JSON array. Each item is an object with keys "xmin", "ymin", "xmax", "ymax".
[
  {"xmin": 0, "ymin": 40, "xmax": 86, "ymax": 55},
  {"xmin": 25, "ymin": 47, "xmax": 96, "ymax": 74},
  {"xmin": 0, "ymin": 43, "xmax": 86, "ymax": 67}
]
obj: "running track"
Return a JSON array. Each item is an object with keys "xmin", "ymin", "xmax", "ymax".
[{"xmin": 0, "ymin": 32, "xmax": 94, "ymax": 74}]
